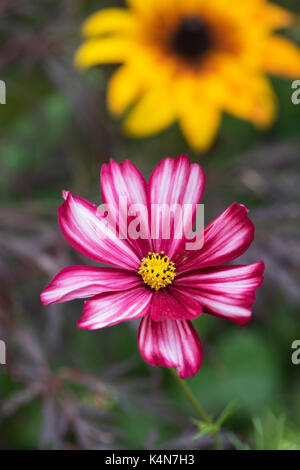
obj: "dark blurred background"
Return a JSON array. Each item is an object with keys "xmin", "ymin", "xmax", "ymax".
[{"xmin": 0, "ymin": 0, "xmax": 300, "ymax": 450}]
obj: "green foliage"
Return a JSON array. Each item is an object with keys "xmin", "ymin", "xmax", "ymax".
[
  {"xmin": 187, "ymin": 329, "xmax": 281, "ymax": 415},
  {"xmin": 229, "ymin": 412, "xmax": 300, "ymax": 450}
]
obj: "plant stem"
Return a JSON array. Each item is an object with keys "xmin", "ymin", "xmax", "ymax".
[
  {"xmin": 216, "ymin": 432, "xmax": 223, "ymax": 450},
  {"xmin": 170, "ymin": 368, "xmax": 211, "ymax": 424},
  {"xmin": 170, "ymin": 368, "xmax": 223, "ymax": 450}
]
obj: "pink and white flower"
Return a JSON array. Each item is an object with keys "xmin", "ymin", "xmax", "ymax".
[{"xmin": 41, "ymin": 155, "xmax": 264, "ymax": 378}]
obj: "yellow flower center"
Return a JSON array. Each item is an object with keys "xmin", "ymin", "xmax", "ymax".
[{"xmin": 138, "ymin": 252, "xmax": 176, "ymax": 291}]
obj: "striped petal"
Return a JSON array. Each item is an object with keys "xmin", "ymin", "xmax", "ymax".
[
  {"xmin": 138, "ymin": 316, "xmax": 203, "ymax": 378},
  {"xmin": 101, "ymin": 158, "xmax": 152, "ymax": 258},
  {"xmin": 148, "ymin": 155, "xmax": 206, "ymax": 259},
  {"xmin": 150, "ymin": 288, "xmax": 202, "ymax": 322},
  {"xmin": 78, "ymin": 286, "xmax": 153, "ymax": 330},
  {"xmin": 174, "ymin": 262, "xmax": 264, "ymax": 326},
  {"xmin": 58, "ymin": 192, "xmax": 140, "ymax": 270},
  {"xmin": 41, "ymin": 266, "xmax": 142, "ymax": 305},
  {"xmin": 176, "ymin": 203, "xmax": 254, "ymax": 273}
]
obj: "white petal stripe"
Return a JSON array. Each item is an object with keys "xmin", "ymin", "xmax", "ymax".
[
  {"xmin": 138, "ymin": 315, "xmax": 203, "ymax": 378},
  {"xmin": 78, "ymin": 286, "xmax": 153, "ymax": 330}
]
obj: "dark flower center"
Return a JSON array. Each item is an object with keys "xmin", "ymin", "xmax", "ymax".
[{"xmin": 172, "ymin": 16, "xmax": 211, "ymax": 59}]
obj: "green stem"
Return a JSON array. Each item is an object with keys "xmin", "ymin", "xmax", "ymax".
[
  {"xmin": 170, "ymin": 368, "xmax": 223, "ymax": 449},
  {"xmin": 170, "ymin": 368, "xmax": 210, "ymax": 423},
  {"xmin": 214, "ymin": 432, "xmax": 223, "ymax": 450}
]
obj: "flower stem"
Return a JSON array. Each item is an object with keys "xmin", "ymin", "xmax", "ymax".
[
  {"xmin": 170, "ymin": 368, "xmax": 222, "ymax": 449},
  {"xmin": 170, "ymin": 368, "xmax": 210, "ymax": 423}
]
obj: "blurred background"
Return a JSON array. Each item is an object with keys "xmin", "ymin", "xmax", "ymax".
[{"xmin": 0, "ymin": 0, "xmax": 300, "ymax": 450}]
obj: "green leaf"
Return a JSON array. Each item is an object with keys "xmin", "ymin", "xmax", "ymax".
[
  {"xmin": 228, "ymin": 432, "xmax": 251, "ymax": 450},
  {"xmin": 217, "ymin": 400, "xmax": 239, "ymax": 426},
  {"xmin": 193, "ymin": 424, "xmax": 218, "ymax": 440}
]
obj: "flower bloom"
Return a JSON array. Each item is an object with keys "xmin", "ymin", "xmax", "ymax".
[
  {"xmin": 75, "ymin": 0, "xmax": 300, "ymax": 151},
  {"xmin": 41, "ymin": 155, "xmax": 264, "ymax": 378}
]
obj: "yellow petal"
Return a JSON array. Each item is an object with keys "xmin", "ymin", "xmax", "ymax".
[
  {"xmin": 261, "ymin": 36, "xmax": 300, "ymax": 79},
  {"xmin": 123, "ymin": 88, "xmax": 175, "ymax": 137},
  {"xmin": 222, "ymin": 64, "xmax": 277, "ymax": 128},
  {"xmin": 126, "ymin": 0, "xmax": 179, "ymax": 15},
  {"xmin": 74, "ymin": 38, "xmax": 130, "ymax": 68},
  {"xmin": 107, "ymin": 65, "xmax": 144, "ymax": 116},
  {"xmin": 178, "ymin": 101, "xmax": 221, "ymax": 152},
  {"xmin": 258, "ymin": 4, "xmax": 295, "ymax": 29},
  {"xmin": 126, "ymin": 0, "xmax": 152, "ymax": 13},
  {"xmin": 81, "ymin": 8, "xmax": 137, "ymax": 37}
]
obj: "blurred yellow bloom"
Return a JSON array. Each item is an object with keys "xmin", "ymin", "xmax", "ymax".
[{"xmin": 75, "ymin": 0, "xmax": 300, "ymax": 151}]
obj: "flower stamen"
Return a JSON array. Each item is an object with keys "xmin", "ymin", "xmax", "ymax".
[{"xmin": 138, "ymin": 251, "xmax": 176, "ymax": 291}]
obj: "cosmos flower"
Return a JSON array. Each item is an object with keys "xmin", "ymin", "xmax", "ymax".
[
  {"xmin": 75, "ymin": 0, "xmax": 300, "ymax": 151},
  {"xmin": 41, "ymin": 155, "xmax": 264, "ymax": 378}
]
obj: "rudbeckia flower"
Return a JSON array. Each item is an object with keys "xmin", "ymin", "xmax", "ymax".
[
  {"xmin": 41, "ymin": 155, "xmax": 264, "ymax": 378},
  {"xmin": 75, "ymin": 0, "xmax": 300, "ymax": 151}
]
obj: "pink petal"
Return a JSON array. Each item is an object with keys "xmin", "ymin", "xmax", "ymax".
[
  {"xmin": 41, "ymin": 266, "xmax": 142, "ymax": 305},
  {"xmin": 150, "ymin": 288, "xmax": 202, "ymax": 322},
  {"xmin": 138, "ymin": 316, "xmax": 203, "ymax": 378},
  {"xmin": 176, "ymin": 203, "xmax": 254, "ymax": 273},
  {"xmin": 101, "ymin": 158, "xmax": 152, "ymax": 257},
  {"xmin": 58, "ymin": 192, "xmax": 140, "ymax": 270},
  {"xmin": 78, "ymin": 286, "xmax": 153, "ymax": 330},
  {"xmin": 174, "ymin": 262, "xmax": 265, "ymax": 326},
  {"xmin": 147, "ymin": 155, "xmax": 205, "ymax": 259}
]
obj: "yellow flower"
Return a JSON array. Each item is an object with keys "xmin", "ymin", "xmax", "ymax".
[{"xmin": 75, "ymin": 0, "xmax": 300, "ymax": 151}]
